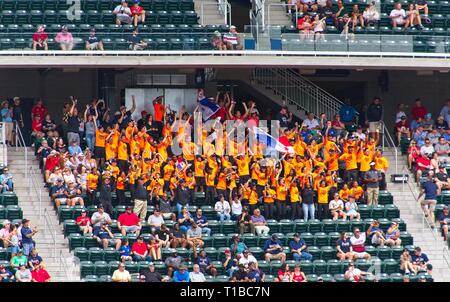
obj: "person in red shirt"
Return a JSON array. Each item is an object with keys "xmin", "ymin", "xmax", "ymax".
[
  {"xmin": 31, "ymin": 114, "xmax": 43, "ymax": 137},
  {"xmin": 76, "ymin": 210, "xmax": 93, "ymax": 235},
  {"xmin": 131, "ymin": 0, "xmax": 146, "ymax": 27},
  {"xmin": 31, "ymin": 99, "xmax": 48, "ymax": 123},
  {"xmin": 31, "ymin": 264, "xmax": 51, "ymax": 282},
  {"xmin": 131, "ymin": 236, "xmax": 152, "ymax": 262},
  {"xmin": 415, "ymin": 152, "xmax": 432, "ymax": 180},
  {"xmin": 32, "ymin": 25, "xmax": 48, "ymax": 51},
  {"xmin": 395, "ymin": 115, "xmax": 411, "ymax": 143},
  {"xmin": 117, "ymin": 206, "xmax": 142, "ymax": 236},
  {"xmin": 411, "ymin": 98, "xmax": 428, "ymax": 120}
]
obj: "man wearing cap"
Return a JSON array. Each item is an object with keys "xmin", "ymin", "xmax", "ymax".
[
  {"xmin": 173, "ymin": 264, "xmax": 190, "ymax": 282},
  {"xmin": 141, "ymin": 262, "xmax": 163, "ymax": 282},
  {"xmin": 31, "ymin": 263, "xmax": 51, "ymax": 282},
  {"xmin": 344, "ymin": 262, "xmax": 370, "ymax": 282},
  {"xmin": 55, "ymin": 25, "xmax": 74, "ymax": 51},
  {"xmin": 289, "ymin": 233, "xmax": 313, "ymax": 261},
  {"xmin": 263, "ymin": 234, "xmax": 286, "ymax": 263},
  {"xmin": 85, "ymin": 28, "xmax": 104, "ymax": 50},
  {"xmin": 230, "ymin": 264, "xmax": 249, "ymax": 282},
  {"xmin": 420, "ymin": 138, "xmax": 435, "ymax": 156},
  {"xmin": 131, "ymin": 236, "xmax": 152, "ymax": 262},
  {"xmin": 418, "ymin": 171, "xmax": 439, "ymax": 228},
  {"xmin": 91, "ymin": 205, "xmax": 112, "ymax": 229},
  {"xmin": 211, "ymin": 30, "xmax": 226, "ymax": 50},
  {"xmin": 438, "ymin": 206, "xmax": 450, "ymax": 241},
  {"xmin": 364, "ymin": 162, "xmax": 382, "ymax": 206},
  {"xmin": 128, "ymin": 29, "xmax": 148, "ymax": 50},
  {"xmin": 76, "ymin": 209, "xmax": 92, "ymax": 235},
  {"xmin": 113, "ymin": 0, "xmax": 133, "ymax": 25},
  {"xmin": 117, "ymin": 206, "xmax": 142, "ymax": 237},
  {"xmin": 396, "ymin": 115, "xmax": 411, "ymax": 143},
  {"xmin": 21, "ymin": 219, "xmax": 37, "ymax": 257},
  {"xmin": 193, "ymin": 208, "xmax": 211, "ymax": 236},
  {"xmin": 223, "ymin": 25, "xmax": 243, "ymax": 50},
  {"xmin": 15, "ymin": 264, "xmax": 31, "ymax": 282},
  {"xmin": 50, "ymin": 178, "xmax": 68, "ymax": 209},
  {"xmin": 239, "ymin": 249, "xmax": 258, "ymax": 268},
  {"xmin": 11, "ymin": 249, "xmax": 28, "ymax": 271},
  {"xmin": 130, "ymin": 0, "xmax": 145, "ymax": 27},
  {"xmin": 436, "ymin": 165, "xmax": 450, "ymax": 190},
  {"xmin": 0, "ymin": 264, "xmax": 14, "ymax": 282}
]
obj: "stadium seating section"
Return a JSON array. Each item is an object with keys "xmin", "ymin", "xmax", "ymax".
[{"xmin": 0, "ymin": 0, "xmax": 229, "ymax": 50}]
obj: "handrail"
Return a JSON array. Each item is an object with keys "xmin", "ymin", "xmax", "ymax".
[
  {"xmin": 43, "ymin": 208, "xmax": 57, "ymax": 259},
  {"xmin": 267, "ymin": 2, "xmax": 296, "ymax": 29},
  {"xmin": 59, "ymin": 249, "xmax": 76, "ymax": 282},
  {"xmin": 14, "ymin": 122, "xmax": 27, "ymax": 180},
  {"xmin": 28, "ymin": 167, "xmax": 43, "ymax": 217},
  {"xmin": 401, "ymin": 165, "xmax": 450, "ymax": 271},
  {"xmin": 381, "ymin": 121, "xmax": 398, "ymax": 174},
  {"xmin": 0, "ymin": 123, "xmax": 7, "ymax": 167},
  {"xmin": 200, "ymin": 0, "xmax": 231, "ymax": 26}
]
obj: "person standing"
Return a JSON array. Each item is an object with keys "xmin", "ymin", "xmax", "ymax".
[
  {"xmin": 364, "ymin": 162, "xmax": 382, "ymax": 206},
  {"xmin": 66, "ymin": 97, "xmax": 80, "ymax": 146},
  {"xmin": 418, "ymin": 171, "xmax": 440, "ymax": 229},
  {"xmin": 20, "ymin": 219, "xmax": 38, "ymax": 257},
  {"xmin": 367, "ymin": 97, "xmax": 383, "ymax": 142},
  {"xmin": 98, "ymin": 176, "xmax": 114, "ymax": 214},
  {"xmin": 133, "ymin": 177, "xmax": 149, "ymax": 220}
]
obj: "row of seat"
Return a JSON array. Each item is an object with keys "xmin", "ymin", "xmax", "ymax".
[
  {"xmin": 82, "ymin": 272, "xmax": 433, "ymax": 282},
  {"xmin": 0, "ymin": 0, "xmax": 195, "ymax": 12},
  {"xmin": 0, "ymin": 192, "xmax": 18, "ymax": 206},
  {"xmin": 0, "ymin": 205, "xmax": 23, "ymax": 220},
  {"xmin": 0, "ymin": 9, "xmax": 199, "ymax": 25},
  {"xmin": 283, "ymin": 25, "xmax": 450, "ymax": 36}
]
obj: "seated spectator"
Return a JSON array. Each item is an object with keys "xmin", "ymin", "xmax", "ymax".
[
  {"xmin": 15, "ymin": 264, "xmax": 32, "ymax": 282},
  {"xmin": 415, "ymin": 0, "xmax": 430, "ymax": 22},
  {"xmin": 141, "ymin": 262, "xmax": 167, "ymax": 282},
  {"xmin": 223, "ymin": 26, "xmax": 243, "ymax": 50},
  {"xmin": 193, "ymin": 208, "xmax": 211, "ymax": 236},
  {"xmin": 55, "ymin": 26, "xmax": 74, "ymax": 51},
  {"xmin": 147, "ymin": 209, "xmax": 165, "ymax": 232},
  {"xmin": 298, "ymin": 0, "xmax": 318, "ymax": 14},
  {"xmin": 65, "ymin": 181, "xmax": 84, "ymax": 207},
  {"xmin": 189, "ymin": 264, "xmax": 206, "ymax": 282},
  {"xmin": 0, "ymin": 264, "xmax": 14, "ymax": 282},
  {"xmin": 329, "ymin": 193, "xmax": 347, "ymax": 221},
  {"xmin": 292, "ymin": 264, "xmax": 307, "ymax": 282},
  {"xmin": 389, "ymin": 2, "xmax": 407, "ymax": 29},
  {"xmin": 250, "ymin": 209, "xmax": 270, "ymax": 236},
  {"xmin": 178, "ymin": 207, "xmax": 193, "ymax": 233},
  {"xmin": 186, "ymin": 223, "xmax": 204, "ymax": 249},
  {"xmin": 350, "ymin": 228, "xmax": 371, "ymax": 260},
  {"xmin": 344, "ymin": 262, "xmax": 370, "ymax": 282},
  {"xmin": 275, "ymin": 263, "xmax": 293, "ymax": 282},
  {"xmin": 400, "ymin": 248, "xmax": 416, "ymax": 275},
  {"xmin": 169, "ymin": 224, "xmax": 188, "ymax": 249},
  {"xmin": 302, "ymin": 112, "xmax": 320, "ymax": 129},
  {"xmin": 194, "ymin": 250, "xmax": 217, "ymax": 277},
  {"xmin": 363, "ymin": 2, "xmax": 380, "ymax": 26},
  {"xmin": 131, "ymin": 236, "xmax": 152, "ymax": 262},
  {"xmin": 289, "ymin": 233, "xmax": 313, "ymax": 261},
  {"xmin": 27, "ymin": 248, "xmax": 43, "ymax": 269},
  {"xmin": 76, "ymin": 209, "xmax": 93, "ymax": 235},
  {"xmin": 147, "ymin": 236, "xmax": 162, "ymax": 261},
  {"xmin": 230, "ymin": 235, "xmax": 248, "ymax": 256},
  {"xmin": 32, "ymin": 25, "xmax": 48, "ymax": 51},
  {"xmin": 93, "ymin": 223, "xmax": 121, "ymax": 249},
  {"xmin": 238, "ymin": 208, "xmax": 252, "ymax": 234},
  {"xmin": 113, "ymin": 0, "xmax": 133, "ymax": 25},
  {"xmin": 31, "ymin": 264, "xmax": 51, "ymax": 282},
  {"xmin": 396, "ymin": 116, "xmax": 411, "ymax": 144},
  {"xmin": 239, "ymin": 249, "xmax": 258, "ymax": 268},
  {"xmin": 173, "ymin": 264, "xmax": 190, "ymax": 282},
  {"xmin": 230, "ymin": 264, "xmax": 249, "ymax": 282},
  {"xmin": 230, "ymin": 195, "xmax": 243, "ymax": 220},
  {"xmin": 405, "ymin": 3, "xmax": 422, "ymax": 30},
  {"xmin": 264, "ymin": 234, "xmax": 286, "ymax": 263},
  {"xmin": 85, "ymin": 28, "xmax": 104, "ymax": 50},
  {"xmin": 223, "ymin": 249, "xmax": 238, "ymax": 277},
  {"xmin": 367, "ymin": 220, "xmax": 386, "ymax": 247},
  {"xmin": 435, "ymin": 137, "xmax": 449, "ymax": 161},
  {"xmin": 165, "ymin": 250, "xmax": 183, "ymax": 277},
  {"xmin": 248, "ymin": 261, "xmax": 264, "ymax": 282},
  {"xmin": 415, "ymin": 153, "xmax": 432, "ymax": 181},
  {"xmin": 130, "ymin": 0, "xmax": 145, "ymax": 27},
  {"xmin": 215, "ymin": 195, "xmax": 231, "ymax": 222},
  {"xmin": 435, "ymin": 115, "xmax": 449, "ymax": 131},
  {"xmin": 336, "ymin": 232, "xmax": 354, "ymax": 261},
  {"xmin": 411, "ymin": 247, "xmax": 431, "ymax": 273},
  {"xmin": 91, "ymin": 205, "xmax": 112, "ymax": 229},
  {"xmin": 385, "ymin": 222, "xmax": 402, "ymax": 247},
  {"xmin": 50, "ymin": 178, "xmax": 68, "ymax": 208},
  {"xmin": 422, "ymin": 113, "xmax": 434, "ymax": 132},
  {"xmin": 156, "ymin": 193, "xmax": 176, "ymax": 221},
  {"xmin": 128, "ymin": 29, "xmax": 148, "ymax": 50},
  {"xmin": 345, "ymin": 195, "xmax": 360, "ymax": 220},
  {"xmin": 0, "ymin": 220, "xmax": 11, "ymax": 248},
  {"xmin": 350, "ymin": 4, "xmax": 364, "ymax": 31},
  {"xmin": 439, "ymin": 206, "xmax": 450, "ymax": 241},
  {"xmin": 211, "ymin": 31, "xmax": 226, "ymax": 50},
  {"xmin": 118, "ymin": 238, "xmax": 132, "ymax": 262},
  {"xmin": 436, "ymin": 165, "xmax": 450, "ymax": 190},
  {"xmin": 118, "ymin": 205, "xmax": 142, "ymax": 237},
  {"xmin": 112, "ymin": 263, "xmax": 131, "ymax": 282},
  {"xmin": 298, "ymin": 15, "xmax": 313, "ymax": 40},
  {"xmin": 10, "ymin": 249, "xmax": 28, "ymax": 271}
]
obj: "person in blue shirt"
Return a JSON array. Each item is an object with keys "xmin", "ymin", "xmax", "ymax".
[
  {"xmin": 366, "ymin": 220, "xmax": 386, "ymax": 247},
  {"xmin": 289, "ymin": 233, "xmax": 313, "ymax": 261},
  {"xmin": 339, "ymin": 99, "xmax": 357, "ymax": 125},
  {"xmin": 247, "ymin": 261, "xmax": 264, "ymax": 282},
  {"xmin": 119, "ymin": 238, "xmax": 132, "ymax": 262},
  {"xmin": 194, "ymin": 250, "xmax": 217, "ymax": 277},
  {"xmin": 0, "ymin": 265, "xmax": 14, "ymax": 282},
  {"xmin": 419, "ymin": 172, "xmax": 439, "ymax": 228},
  {"xmin": 68, "ymin": 140, "xmax": 82, "ymax": 155},
  {"xmin": 230, "ymin": 235, "xmax": 248, "ymax": 256},
  {"xmin": 411, "ymin": 247, "xmax": 431, "ymax": 273},
  {"xmin": 263, "ymin": 234, "xmax": 286, "ymax": 263},
  {"xmin": 177, "ymin": 207, "xmax": 193, "ymax": 233},
  {"xmin": 0, "ymin": 167, "xmax": 13, "ymax": 193},
  {"xmin": 193, "ymin": 208, "xmax": 211, "ymax": 236},
  {"xmin": 173, "ymin": 265, "xmax": 190, "ymax": 282},
  {"xmin": 20, "ymin": 219, "xmax": 37, "ymax": 257},
  {"xmin": 223, "ymin": 249, "xmax": 238, "ymax": 277}
]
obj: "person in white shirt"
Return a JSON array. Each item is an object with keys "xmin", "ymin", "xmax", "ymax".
[
  {"xmin": 363, "ymin": 2, "xmax": 380, "ymax": 26},
  {"xmin": 214, "ymin": 195, "xmax": 231, "ymax": 222},
  {"xmin": 389, "ymin": 2, "xmax": 407, "ymax": 29},
  {"xmin": 395, "ymin": 103, "xmax": 407, "ymax": 123},
  {"xmin": 301, "ymin": 112, "xmax": 320, "ymax": 129},
  {"xmin": 420, "ymin": 138, "xmax": 435, "ymax": 156},
  {"xmin": 113, "ymin": 0, "xmax": 132, "ymax": 26},
  {"xmin": 189, "ymin": 264, "xmax": 206, "ymax": 282},
  {"xmin": 329, "ymin": 193, "xmax": 347, "ymax": 221},
  {"xmin": 238, "ymin": 250, "xmax": 258, "ymax": 267},
  {"xmin": 147, "ymin": 209, "xmax": 165, "ymax": 231},
  {"xmin": 231, "ymin": 195, "xmax": 243, "ymax": 220},
  {"xmin": 354, "ymin": 126, "xmax": 366, "ymax": 141},
  {"xmin": 350, "ymin": 228, "xmax": 371, "ymax": 260}
]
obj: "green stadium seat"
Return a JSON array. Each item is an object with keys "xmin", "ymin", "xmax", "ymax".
[
  {"xmin": 0, "ymin": 247, "xmax": 8, "ymax": 260},
  {"xmin": 327, "ymin": 259, "xmax": 343, "ymax": 274},
  {"xmin": 84, "ymin": 0, "xmax": 99, "ymax": 11},
  {"xmin": 208, "ymin": 220, "xmax": 221, "ymax": 234},
  {"xmin": 378, "ymin": 191, "xmax": 393, "ymax": 205},
  {"xmin": 114, "ymin": 38, "xmax": 128, "ymax": 50},
  {"xmin": 257, "ymin": 260, "xmax": 270, "ymax": 274},
  {"xmin": 377, "ymin": 246, "xmax": 392, "ymax": 260},
  {"xmin": 1, "ymin": 10, "xmax": 15, "ymax": 25},
  {"xmin": 378, "ymin": 218, "xmax": 391, "ymax": 232},
  {"xmin": 355, "ymin": 258, "xmax": 371, "ymax": 271},
  {"xmin": 170, "ymin": 10, "xmax": 184, "ymax": 24},
  {"xmin": 400, "ymin": 232, "xmax": 413, "ymax": 246},
  {"xmin": 308, "ymin": 246, "xmax": 321, "ymax": 260},
  {"xmin": 204, "ymin": 247, "xmax": 218, "ymax": 261},
  {"xmin": 321, "ymin": 219, "xmax": 336, "ymax": 233},
  {"xmin": 0, "ymin": 206, "xmax": 5, "ymax": 219},
  {"xmin": 83, "ymin": 275, "xmax": 99, "ymax": 282},
  {"xmin": 88, "ymin": 247, "xmax": 103, "ymax": 262},
  {"xmin": 1, "ymin": 192, "xmax": 18, "ymax": 206},
  {"xmin": 101, "ymin": 10, "xmax": 114, "ymax": 24},
  {"xmin": 74, "ymin": 247, "xmax": 89, "ymax": 261},
  {"xmin": 300, "ymin": 232, "xmax": 314, "ymax": 246},
  {"xmin": 269, "ymin": 260, "xmax": 283, "ymax": 274},
  {"xmin": 80, "ymin": 261, "xmax": 95, "ymax": 278},
  {"xmin": 58, "ymin": 206, "xmax": 74, "ymax": 222},
  {"xmin": 279, "ymin": 219, "xmax": 295, "ymax": 233},
  {"xmin": 99, "ymin": 275, "xmax": 112, "ymax": 282},
  {"xmin": 215, "ymin": 275, "xmax": 230, "ymax": 282},
  {"xmin": 358, "ymin": 205, "xmax": 372, "ymax": 219},
  {"xmin": 124, "ymin": 261, "xmax": 138, "ymax": 274},
  {"xmin": 294, "ymin": 219, "xmax": 308, "ymax": 233},
  {"xmin": 390, "ymin": 272, "xmax": 404, "ymax": 282},
  {"xmin": 320, "ymin": 246, "xmax": 335, "ymax": 261},
  {"xmin": 313, "ymin": 259, "xmax": 327, "ymax": 275},
  {"xmin": 336, "ymin": 220, "xmax": 351, "ymax": 232},
  {"xmin": 383, "ymin": 258, "xmax": 399, "ymax": 274},
  {"xmin": 83, "ymin": 235, "xmax": 99, "ymax": 249},
  {"xmin": 249, "ymin": 247, "xmax": 263, "ymax": 260},
  {"xmin": 385, "ymin": 204, "xmax": 400, "ymax": 219},
  {"xmin": 180, "ymin": 0, "xmax": 194, "ymax": 11},
  {"xmin": 242, "ymin": 233, "xmax": 258, "ymax": 247},
  {"xmin": 69, "ymin": 233, "xmax": 83, "ymax": 250},
  {"xmin": 64, "ymin": 219, "xmax": 80, "ymax": 237},
  {"xmin": 364, "ymin": 245, "xmax": 377, "ymax": 257},
  {"xmin": 202, "ymin": 234, "xmax": 213, "ymax": 247},
  {"xmin": 298, "ymin": 260, "xmax": 313, "ymax": 275},
  {"xmin": 6, "ymin": 205, "xmax": 22, "ymax": 220},
  {"xmin": 153, "ymin": 261, "xmax": 166, "ymax": 274},
  {"xmin": 314, "ymin": 232, "xmax": 329, "ymax": 247},
  {"xmin": 138, "ymin": 261, "xmax": 151, "ymax": 274},
  {"xmin": 7, "ymin": 24, "xmax": 20, "ymax": 34},
  {"xmin": 334, "ymin": 273, "xmax": 347, "ymax": 282},
  {"xmin": 98, "ymin": 0, "xmax": 112, "ymax": 10},
  {"xmin": 183, "ymin": 10, "xmax": 197, "ymax": 24},
  {"xmin": 222, "ymin": 221, "xmax": 236, "ymax": 234},
  {"xmin": 307, "ymin": 219, "xmax": 322, "ymax": 233},
  {"xmin": 94, "ymin": 260, "xmax": 109, "ymax": 276},
  {"xmin": 103, "ymin": 247, "xmax": 119, "ymax": 262},
  {"xmin": 107, "ymin": 260, "xmax": 121, "ymax": 274}
]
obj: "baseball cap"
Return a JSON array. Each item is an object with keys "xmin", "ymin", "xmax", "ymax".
[
  {"xmin": 81, "ymin": 209, "xmax": 87, "ymax": 213},
  {"xmin": 148, "ymin": 262, "xmax": 154, "ymax": 266},
  {"xmin": 126, "ymin": 205, "xmax": 132, "ymax": 210},
  {"xmin": 425, "ymin": 113, "xmax": 432, "ymax": 118},
  {"xmin": 2, "ymin": 220, "xmax": 10, "ymax": 225},
  {"xmin": 271, "ymin": 234, "xmax": 278, "ymax": 241},
  {"xmin": 401, "ymin": 115, "xmax": 407, "ymax": 120},
  {"xmin": 419, "ymin": 275, "xmax": 426, "ymax": 280},
  {"xmin": 370, "ymin": 162, "xmax": 376, "ymax": 166},
  {"xmin": 141, "ymin": 110, "xmax": 148, "ymax": 116},
  {"xmin": 293, "ymin": 233, "xmax": 300, "ymax": 238}
]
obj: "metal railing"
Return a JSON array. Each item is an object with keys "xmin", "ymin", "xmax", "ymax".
[
  {"xmin": 266, "ymin": 1, "xmax": 297, "ymax": 29},
  {"xmin": 28, "ymin": 166, "xmax": 43, "ymax": 217},
  {"xmin": 381, "ymin": 121, "xmax": 398, "ymax": 174},
  {"xmin": 59, "ymin": 249, "xmax": 77, "ymax": 282},
  {"xmin": 14, "ymin": 122, "xmax": 27, "ymax": 179},
  {"xmin": 200, "ymin": 0, "xmax": 231, "ymax": 26},
  {"xmin": 0, "ymin": 123, "xmax": 7, "ymax": 167},
  {"xmin": 252, "ymin": 68, "xmax": 345, "ymax": 120}
]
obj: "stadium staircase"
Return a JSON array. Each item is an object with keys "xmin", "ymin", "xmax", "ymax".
[
  {"xmin": 194, "ymin": 0, "xmax": 229, "ymax": 26},
  {"xmin": 7, "ymin": 146, "xmax": 79, "ymax": 281},
  {"xmin": 262, "ymin": 0, "xmax": 291, "ymax": 27}
]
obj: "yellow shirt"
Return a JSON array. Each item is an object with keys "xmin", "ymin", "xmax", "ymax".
[
  {"xmin": 276, "ymin": 184, "xmax": 288, "ymax": 201},
  {"xmin": 264, "ymin": 188, "xmax": 276, "ymax": 204},
  {"xmin": 317, "ymin": 186, "xmax": 331, "ymax": 204},
  {"xmin": 290, "ymin": 186, "xmax": 300, "ymax": 203},
  {"xmin": 248, "ymin": 190, "xmax": 259, "ymax": 205}
]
